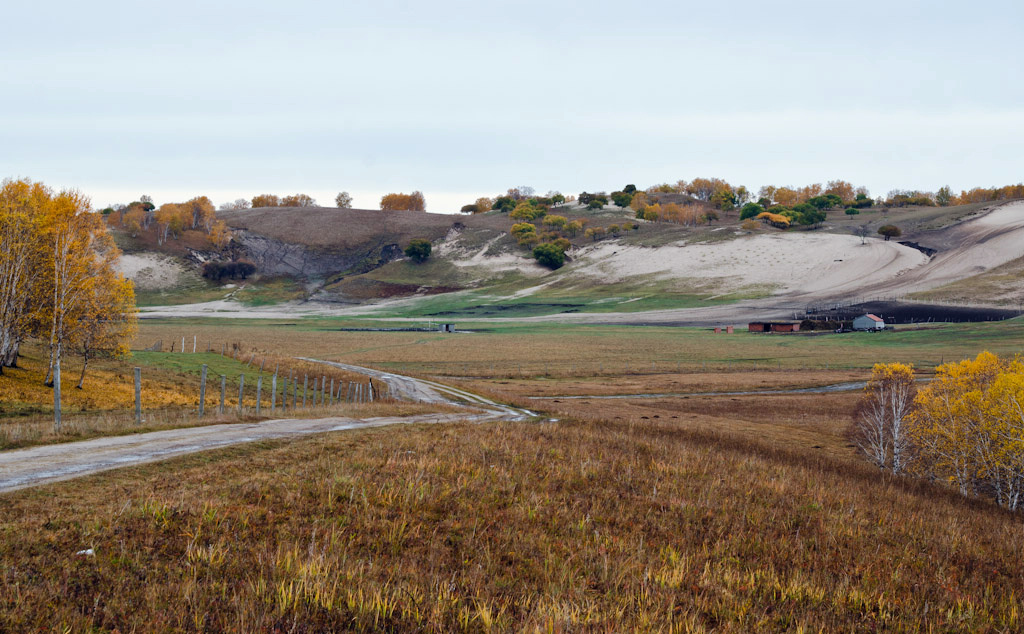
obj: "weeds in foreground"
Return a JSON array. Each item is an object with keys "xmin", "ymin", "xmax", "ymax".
[{"xmin": 2, "ymin": 418, "xmax": 1022, "ymax": 631}]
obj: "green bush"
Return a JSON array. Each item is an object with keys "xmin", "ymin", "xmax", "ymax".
[
  {"xmin": 739, "ymin": 202, "xmax": 764, "ymax": 220},
  {"xmin": 404, "ymin": 238, "xmax": 432, "ymax": 263},
  {"xmin": 533, "ymin": 242, "xmax": 566, "ymax": 269}
]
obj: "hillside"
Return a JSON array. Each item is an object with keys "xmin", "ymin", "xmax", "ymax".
[{"xmin": 127, "ymin": 200, "xmax": 1024, "ymax": 320}]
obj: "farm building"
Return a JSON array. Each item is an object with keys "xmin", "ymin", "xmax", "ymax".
[
  {"xmin": 853, "ymin": 314, "xmax": 885, "ymax": 331},
  {"xmin": 748, "ymin": 321, "xmax": 801, "ymax": 333}
]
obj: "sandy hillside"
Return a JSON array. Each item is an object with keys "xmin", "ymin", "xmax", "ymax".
[
  {"xmin": 115, "ymin": 254, "xmax": 187, "ymax": 290},
  {"xmin": 571, "ymin": 233, "xmax": 927, "ymax": 296},
  {"xmin": 876, "ymin": 201, "xmax": 1024, "ymax": 295}
]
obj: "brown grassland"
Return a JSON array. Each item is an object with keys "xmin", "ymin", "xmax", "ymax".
[
  {"xmin": 3, "ymin": 318, "xmax": 1024, "ymax": 630},
  {"xmin": 131, "ymin": 319, "xmax": 1024, "ymax": 378},
  {"xmin": 3, "ymin": 415, "xmax": 1023, "ymax": 631}
]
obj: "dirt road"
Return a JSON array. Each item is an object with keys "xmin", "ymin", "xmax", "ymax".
[{"xmin": 0, "ymin": 364, "xmax": 533, "ymax": 494}]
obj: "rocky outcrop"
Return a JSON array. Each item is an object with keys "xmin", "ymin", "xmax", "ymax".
[{"xmin": 233, "ymin": 230, "xmax": 403, "ymax": 277}]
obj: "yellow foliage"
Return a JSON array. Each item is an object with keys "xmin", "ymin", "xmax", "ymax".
[
  {"xmin": 380, "ymin": 192, "xmax": 426, "ymax": 212},
  {"xmin": 910, "ymin": 351, "xmax": 1024, "ymax": 509},
  {"xmin": 756, "ymin": 211, "xmax": 791, "ymax": 228}
]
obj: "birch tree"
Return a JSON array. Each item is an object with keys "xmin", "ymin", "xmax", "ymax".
[
  {"xmin": 39, "ymin": 190, "xmax": 119, "ymax": 431},
  {"xmin": 850, "ymin": 362, "xmax": 916, "ymax": 473},
  {"xmin": 71, "ymin": 265, "xmax": 136, "ymax": 388},
  {"xmin": 0, "ymin": 179, "xmax": 50, "ymax": 370}
]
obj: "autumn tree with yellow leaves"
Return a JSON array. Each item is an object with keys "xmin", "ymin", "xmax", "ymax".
[
  {"xmin": 853, "ymin": 352, "xmax": 1024, "ymax": 512},
  {"xmin": 906, "ymin": 351, "xmax": 1024, "ymax": 510},
  {"xmin": 0, "ymin": 178, "xmax": 136, "ymax": 431},
  {"xmin": 380, "ymin": 191, "xmax": 426, "ymax": 212}
]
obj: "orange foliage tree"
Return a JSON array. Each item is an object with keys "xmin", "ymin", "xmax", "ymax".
[
  {"xmin": 380, "ymin": 191, "xmax": 426, "ymax": 211},
  {"xmin": 281, "ymin": 193, "xmax": 317, "ymax": 207},
  {"xmin": 251, "ymin": 194, "xmax": 281, "ymax": 208}
]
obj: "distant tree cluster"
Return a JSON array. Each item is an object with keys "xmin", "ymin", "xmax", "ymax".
[
  {"xmin": 251, "ymin": 194, "xmax": 318, "ymax": 208},
  {"xmin": 201, "ymin": 260, "xmax": 256, "ymax": 281},
  {"xmin": 219, "ymin": 199, "xmax": 251, "ymax": 211},
  {"xmin": 380, "ymin": 191, "xmax": 426, "ymax": 212},
  {"xmin": 112, "ymin": 195, "xmax": 230, "ymax": 249},
  {"xmin": 636, "ymin": 202, "xmax": 715, "ymax": 226}
]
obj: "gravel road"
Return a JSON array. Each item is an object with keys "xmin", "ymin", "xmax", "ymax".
[{"xmin": 0, "ymin": 363, "xmax": 533, "ymax": 494}]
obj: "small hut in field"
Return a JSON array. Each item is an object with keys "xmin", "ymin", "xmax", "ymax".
[
  {"xmin": 853, "ymin": 314, "xmax": 885, "ymax": 331},
  {"xmin": 747, "ymin": 321, "xmax": 801, "ymax": 333}
]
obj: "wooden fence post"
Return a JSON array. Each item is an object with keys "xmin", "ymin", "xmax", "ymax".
[
  {"xmin": 303, "ymin": 375, "xmax": 308, "ymax": 408},
  {"xmin": 192, "ymin": 335, "xmax": 197, "ymax": 353},
  {"xmin": 181, "ymin": 336, "xmax": 185, "ymax": 353},
  {"xmin": 271, "ymin": 372, "xmax": 277, "ymax": 412},
  {"xmin": 368, "ymin": 380, "xmax": 374, "ymax": 402},
  {"xmin": 330, "ymin": 378, "xmax": 335, "ymax": 406},
  {"xmin": 134, "ymin": 367, "xmax": 142, "ymax": 426},
  {"xmin": 256, "ymin": 376, "xmax": 262, "ymax": 415},
  {"xmin": 313, "ymin": 377, "xmax": 318, "ymax": 407},
  {"xmin": 199, "ymin": 364, "xmax": 208, "ymax": 417},
  {"xmin": 219, "ymin": 375, "xmax": 226, "ymax": 414},
  {"xmin": 238, "ymin": 374, "xmax": 245, "ymax": 412},
  {"xmin": 292, "ymin": 379, "xmax": 298, "ymax": 409}
]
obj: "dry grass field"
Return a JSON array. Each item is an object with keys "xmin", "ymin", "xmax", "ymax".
[
  {"xmin": 4, "ymin": 317, "xmax": 1024, "ymax": 630},
  {"xmin": 135, "ymin": 318, "xmax": 1024, "ymax": 377},
  {"xmin": 3, "ymin": 416, "xmax": 1022, "ymax": 631}
]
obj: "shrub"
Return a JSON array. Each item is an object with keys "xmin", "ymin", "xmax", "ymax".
[
  {"xmin": 532, "ymin": 243, "xmax": 566, "ymax": 269},
  {"xmin": 404, "ymin": 238, "xmax": 432, "ymax": 263},
  {"xmin": 542, "ymin": 215, "xmax": 568, "ymax": 230},
  {"xmin": 845, "ymin": 207, "xmax": 860, "ymax": 216},
  {"xmin": 756, "ymin": 211, "xmax": 791, "ymax": 229},
  {"xmin": 739, "ymin": 203, "xmax": 764, "ymax": 220},
  {"xmin": 201, "ymin": 260, "xmax": 256, "ymax": 281},
  {"xmin": 492, "ymin": 196, "xmax": 516, "ymax": 212},
  {"xmin": 510, "ymin": 201, "xmax": 547, "ymax": 221},
  {"xmin": 877, "ymin": 225, "xmax": 901, "ymax": 241},
  {"xmin": 510, "ymin": 222, "xmax": 537, "ymax": 240}
]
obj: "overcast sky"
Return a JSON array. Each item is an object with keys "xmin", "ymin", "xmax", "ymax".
[{"xmin": 2, "ymin": 0, "xmax": 1022, "ymax": 212}]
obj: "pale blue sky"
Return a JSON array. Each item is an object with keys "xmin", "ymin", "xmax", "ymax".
[{"xmin": 2, "ymin": 1, "xmax": 1021, "ymax": 211}]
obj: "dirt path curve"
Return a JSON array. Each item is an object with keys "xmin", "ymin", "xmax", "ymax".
[
  {"xmin": 0, "ymin": 364, "xmax": 532, "ymax": 494},
  {"xmin": 298, "ymin": 357, "xmax": 535, "ymax": 421}
]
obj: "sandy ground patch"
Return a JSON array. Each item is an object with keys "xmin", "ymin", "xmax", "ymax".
[
  {"xmin": 574, "ymin": 233, "xmax": 927, "ymax": 296},
  {"xmin": 115, "ymin": 254, "xmax": 187, "ymax": 290}
]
